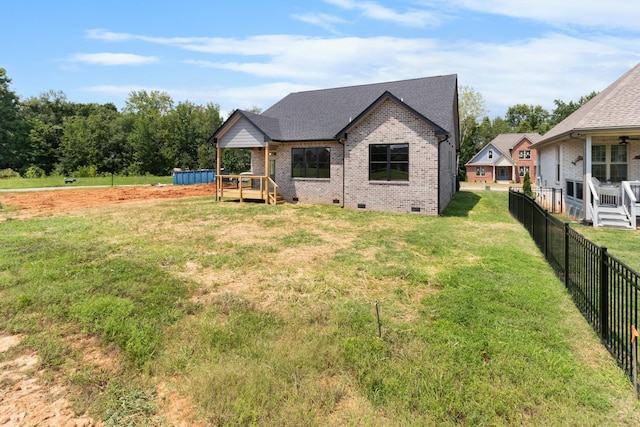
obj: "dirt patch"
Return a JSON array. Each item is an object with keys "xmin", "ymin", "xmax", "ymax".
[
  {"xmin": 0, "ymin": 184, "xmax": 215, "ymax": 220},
  {"xmin": 0, "ymin": 335, "xmax": 99, "ymax": 427},
  {"xmin": 0, "ymin": 186, "xmax": 217, "ymax": 426}
]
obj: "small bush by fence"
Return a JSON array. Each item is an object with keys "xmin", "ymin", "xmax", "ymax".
[{"xmin": 509, "ymin": 189, "xmax": 639, "ymax": 390}]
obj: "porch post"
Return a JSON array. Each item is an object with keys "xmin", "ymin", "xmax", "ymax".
[
  {"xmin": 216, "ymin": 146, "xmax": 222, "ymax": 201},
  {"xmin": 584, "ymin": 136, "xmax": 592, "ymax": 221},
  {"xmin": 264, "ymin": 144, "xmax": 269, "ymax": 178}
]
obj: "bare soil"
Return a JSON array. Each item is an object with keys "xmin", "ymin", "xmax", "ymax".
[
  {"xmin": 0, "ymin": 185, "xmax": 215, "ymax": 426},
  {"xmin": 0, "ymin": 184, "xmax": 215, "ymax": 220}
]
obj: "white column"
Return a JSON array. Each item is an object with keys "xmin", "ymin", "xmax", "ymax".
[{"xmin": 584, "ymin": 136, "xmax": 592, "ymax": 221}]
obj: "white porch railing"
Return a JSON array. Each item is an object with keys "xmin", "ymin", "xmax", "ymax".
[
  {"xmin": 622, "ymin": 181, "xmax": 640, "ymax": 229},
  {"xmin": 587, "ymin": 177, "xmax": 600, "ymax": 224}
]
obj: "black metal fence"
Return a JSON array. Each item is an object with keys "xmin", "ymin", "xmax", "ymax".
[{"xmin": 509, "ymin": 189, "xmax": 639, "ymax": 387}]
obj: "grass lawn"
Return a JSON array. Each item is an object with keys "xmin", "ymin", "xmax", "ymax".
[
  {"xmin": 568, "ymin": 223, "xmax": 640, "ymax": 272},
  {"xmin": 0, "ymin": 175, "xmax": 172, "ymax": 190},
  {"xmin": 0, "ymin": 190, "xmax": 638, "ymax": 425}
]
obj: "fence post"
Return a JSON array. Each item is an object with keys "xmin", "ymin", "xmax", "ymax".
[
  {"xmin": 544, "ymin": 210, "xmax": 549, "ymax": 259},
  {"xmin": 600, "ymin": 246, "xmax": 609, "ymax": 343},
  {"xmin": 564, "ymin": 223, "xmax": 570, "ymax": 288}
]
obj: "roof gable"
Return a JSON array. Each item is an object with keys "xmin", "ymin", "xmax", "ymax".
[
  {"xmin": 335, "ymin": 91, "xmax": 448, "ymax": 139},
  {"xmin": 213, "ymin": 109, "xmax": 282, "ymax": 142},
  {"xmin": 535, "ymin": 63, "xmax": 640, "ymax": 146},
  {"xmin": 466, "ymin": 143, "xmax": 503, "ymax": 166},
  {"xmin": 491, "ymin": 133, "xmax": 541, "ymax": 153}
]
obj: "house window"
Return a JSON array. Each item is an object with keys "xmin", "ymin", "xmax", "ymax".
[
  {"xmin": 519, "ymin": 166, "xmax": 530, "ymax": 177},
  {"xmin": 476, "ymin": 166, "xmax": 486, "ymax": 177},
  {"xmin": 291, "ymin": 147, "xmax": 331, "ymax": 178},
  {"xmin": 488, "ymin": 150, "xmax": 493, "ymax": 159},
  {"xmin": 592, "ymin": 145, "xmax": 627, "ymax": 182},
  {"xmin": 592, "ymin": 145, "xmax": 606, "ymax": 181},
  {"xmin": 555, "ymin": 146, "xmax": 561, "ymax": 182},
  {"xmin": 566, "ymin": 180, "xmax": 584, "ymax": 201},
  {"xmin": 610, "ymin": 144, "xmax": 627, "ymax": 182},
  {"xmin": 519, "ymin": 150, "xmax": 531, "ymax": 159},
  {"xmin": 369, "ymin": 144, "xmax": 409, "ymax": 181}
]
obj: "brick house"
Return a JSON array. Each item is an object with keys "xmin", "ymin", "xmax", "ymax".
[
  {"xmin": 465, "ymin": 133, "xmax": 541, "ymax": 183},
  {"xmin": 211, "ymin": 75, "xmax": 460, "ymax": 215},
  {"xmin": 531, "ymin": 63, "xmax": 640, "ymax": 228}
]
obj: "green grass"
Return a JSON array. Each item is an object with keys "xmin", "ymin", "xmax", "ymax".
[
  {"xmin": 569, "ymin": 223, "xmax": 640, "ymax": 272},
  {"xmin": 0, "ymin": 175, "xmax": 172, "ymax": 190},
  {"xmin": 0, "ymin": 190, "xmax": 638, "ymax": 425}
]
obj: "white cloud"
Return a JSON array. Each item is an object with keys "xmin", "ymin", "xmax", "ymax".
[
  {"xmin": 68, "ymin": 53, "xmax": 159, "ymax": 66},
  {"xmin": 324, "ymin": 0, "xmax": 442, "ymax": 28},
  {"xmin": 430, "ymin": 0, "xmax": 640, "ymax": 31},
  {"xmin": 292, "ymin": 13, "xmax": 348, "ymax": 34},
  {"xmin": 82, "ymin": 26, "xmax": 640, "ymax": 117}
]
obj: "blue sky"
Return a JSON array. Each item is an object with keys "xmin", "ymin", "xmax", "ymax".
[{"xmin": 2, "ymin": 0, "xmax": 639, "ymax": 118}]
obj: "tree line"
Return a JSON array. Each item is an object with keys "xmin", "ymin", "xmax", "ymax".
[
  {"xmin": 0, "ymin": 68, "xmax": 252, "ymax": 178},
  {"xmin": 457, "ymin": 85, "xmax": 597, "ymax": 181},
  {"xmin": 2, "ymin": 67, "xmax": 597, "ymax": 180}
]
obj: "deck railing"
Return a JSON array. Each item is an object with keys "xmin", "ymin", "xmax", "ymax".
[{"xmin": 217, "ymin": 174, "xmax": 279, "ymax": 204}]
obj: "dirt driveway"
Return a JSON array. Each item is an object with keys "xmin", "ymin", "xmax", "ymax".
[{"xmin": 0, "ymin": 184, "xmax": 216, "ymax": 220}]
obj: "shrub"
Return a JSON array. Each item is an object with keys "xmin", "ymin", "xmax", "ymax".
[
  {"xmin": 75, "ymin": 165, "xmax": 98, "ymax": 178},
  {"xmin": 523, "ymin": 172, "xmax": 533, "ymax": 197},
  {"xmin": 0, "ymin": 168, "xmax": 20, "ymax": 179},
  {"xmin": 24, "ymin": 165, "xmax": 46, "ymax": 178}
]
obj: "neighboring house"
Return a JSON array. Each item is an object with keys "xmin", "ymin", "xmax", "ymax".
[
  {"xmin": 465, "ymin": 133, "xmax": 541, "ymax": 183},
  {"xmin": 531, "ymin": 63, "xmax": 640, "ymax": 229},
  {"xmin": 211, "ymin": 75, "xmax": 460, "ymax": 215}
]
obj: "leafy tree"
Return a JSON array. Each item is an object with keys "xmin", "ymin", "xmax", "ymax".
[
  {"xmin": 59, "ymin": 104, "xmax": 121, "ymax": 174},
  {"xmin": 22, "ymin": 90, "xmax": 76, "ymax": 174},
  {"xmin": 505, "ymin": 104, "xmax": 551, "ymax": 134},
  {"xmin": 549, "ymin": 91, "xmax": 597, "ymax": 126},
  {"xmin": 0, "ymin": 68, "xmax": 29, "ymax": 172},
  {"xmin": 457, "ymin": 86, "xmax": 488, "ymax": 181},
  {"xmin": 123, "ymin": 90, "xmax": 174, "ymax": 175}
]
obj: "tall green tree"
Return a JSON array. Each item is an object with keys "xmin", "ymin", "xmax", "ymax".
[
  {"xmin": 457, "ymin": 86, "xmax": 488, "ymax": 180},
  {"xmin": 0, "ymin": 68, "xmax": 29, "ymax": 172},
  {"xmin": 505, "ymin": 104, "xmax": 551, "ymax": 134},
  {"xmin": 549, "ymin": 91, "xmax": 597, "ymax": 127},
  {"xmin": 123, "ymin": 90, "xmax": 173, "ymax": 175},
  {"xmin": 22, "ymin": 90, "xmax": 76, "ymax": 174},
  {"xmin": 59, "ymin": 104, "xmax": 122, "ymax": 174}
]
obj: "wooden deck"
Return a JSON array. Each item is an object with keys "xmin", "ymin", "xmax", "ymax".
[{"xmin": 217, "ymin": 175, "xmax": 280, "ymax": 204}]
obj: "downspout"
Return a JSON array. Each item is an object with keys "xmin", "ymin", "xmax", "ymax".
[{"xmin": 338, "ymin": 135, "xmax": 346, "ymax": 208}]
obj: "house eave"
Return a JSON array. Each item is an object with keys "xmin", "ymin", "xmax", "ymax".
[{"xmin": 532, "ymin": 126, "xmax": 640, "ymax": 149}]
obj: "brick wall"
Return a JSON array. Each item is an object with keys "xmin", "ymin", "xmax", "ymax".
[
  {"xmin": 272, "ymin": 141, "xmax": 344, "ymax": 205},
  {"xmin": 343, "ymin": 98, "xmax": 442, "ymax": 215}
]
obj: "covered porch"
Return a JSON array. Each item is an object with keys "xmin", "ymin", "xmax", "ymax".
[
  {"xmin": 581, "ymin": 135, "xmax": 640, "ymax": 229},
  {"xmin": 215, "ymin": 145, "xmax": 279, "ymax": 204}
]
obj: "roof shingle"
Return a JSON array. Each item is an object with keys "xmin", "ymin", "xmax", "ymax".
[{"xmin": 260, "ymin": 74, "xmax": 458, "ymax": 141}]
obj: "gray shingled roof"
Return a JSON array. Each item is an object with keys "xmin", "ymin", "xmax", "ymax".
[
  {"xmin": 534, "ymin": 63, "xmax": 640, "ymax": 147},
  {"xmin": 491, "ymin": 133, "xmax": 542, "ymax": 154},
  {"xmin": 259, "ymin": 74, "xmax": 458, "ymax": 141},
  {"xmin": 465, "ymin": 133, "xmax": 541, "ymax": 166}
]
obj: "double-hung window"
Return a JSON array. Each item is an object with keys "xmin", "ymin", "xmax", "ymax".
[
  {"xmin": 291, "ymin": 148, "xmax": 331, "ymax": 178},
  {"xmin": 592, "ymin": 144, "xmax": 627, "ymax": 182},
  {"xmin": 476, "ymin": 166, "xmax": 486, "ymax": 177},
  {"xmin": 369, "ymin": 144, "xmax": 409, "ymax": 181}
]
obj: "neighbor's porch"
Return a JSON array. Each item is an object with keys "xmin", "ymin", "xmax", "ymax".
[{"xmin": 580, "ymin": 136, "xmax": 640, "ymax": 228}]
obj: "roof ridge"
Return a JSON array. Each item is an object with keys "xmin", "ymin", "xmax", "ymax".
[{"xmin": 286, "ymin": 74, "xmax": 457, "ymax": 96}]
